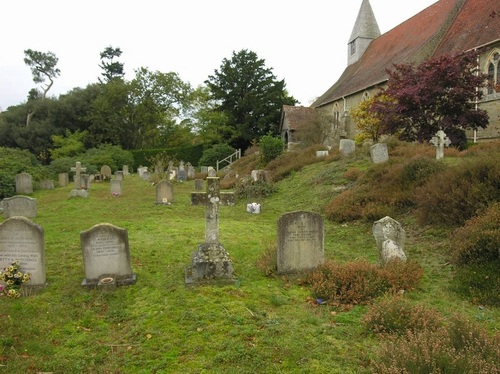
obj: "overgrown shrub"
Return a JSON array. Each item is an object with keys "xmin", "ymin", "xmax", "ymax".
[
  {"xmin": 258, "ymin": 134, "xmax": 284, "ymax": 165},
  {"xmin": 414, "ymin": 155, "xmax": 500, "ymax": 226},
  {"xmin": 450, "ymin": 202, "xmax": 500, "ymax": 265},
  {"xmin": 234, "ymin": 177, "xmax": 276, "ymax": 199},
  {"xmin": 257, "ymin": 243, "xmax": 278, "ymax": 276},
  {"xmin": 266, "ymin": 145, "xmax": 326, "ymax": 182},
  {"xmin": 198, "ymin": 143, "xmax": 235, "ymax": 168},
  {"xmin": 363, "ymin": 296, "xmax": 443, "ymax": 335},
  {"xmin": 451, "ymin": 260, "xmax": 500, "ymax": 306},
  {"xmin": 306, "ymin": 260, "xmax": 423, "ymax": 305},
  {"xmin": 371, "ymin": 314, "xmax": 500, "ymax": 373},
  {"xmin": 80, "ymin": 144, "xmax": 134, "ymax": 173}
]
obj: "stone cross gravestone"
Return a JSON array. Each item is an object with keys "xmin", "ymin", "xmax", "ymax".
[
  {"xmin": 277, "ymin": 211, "xmax": 324, "ymax": 273},
  {"xmin": 370, "ymin": 143, "xmax": 389, "ymax": 164},
  {"xmin": 70, "ymin": 162, "xmax": 88, "ymax": 197},
  {"xmin": 0, "ymin": 216, "xmax": 46, "ymax": 286},
  {"xmin": 339, "ymin": 139, "xmax": 356, "ymax": 156},
  {"xmin": 156, "ymin": 180, "xmax": 173, "ymax": 204},
  {"xmin": 2, "ymin": 195, "xmax": 37, "ymax": 218},
  {"xmin": 15, "ymin": 172, "xmax": 33, "ymax": 194},
  {"xmin": 430, "ymin": 130, "xmax": 451, "ymax": 160},
  {"xmin": 373, "ymin": 216, "xmax": 407, "ymax": 265},
  {"xmin": 187, "ymin": 177, "xmax": 235, "ymax": 282},
  {"xmin": 80, "ymin": 223, "xmax": 137, "ymax": 287}
]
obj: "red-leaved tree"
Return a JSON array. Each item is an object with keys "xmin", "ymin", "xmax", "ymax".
[{"xmin": 371, "ymin": 51, "xmax": 489, "ymax": 147}]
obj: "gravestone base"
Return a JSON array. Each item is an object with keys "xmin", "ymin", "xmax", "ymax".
[
  {"xmin": 81, "ymin": 273, "xmax": 137, "ymax": 288},
  {"xmin": 70, "ymin": 189, "xmax": 89, "ymax": 198},
  {"xmin": 185, "ymin": 243, "xmax": 235, "ymax": 284}
]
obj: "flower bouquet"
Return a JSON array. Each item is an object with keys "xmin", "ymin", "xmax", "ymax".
[{"xmin": 0, "ymin": 260, "xmax": 31, "ymax": 298}]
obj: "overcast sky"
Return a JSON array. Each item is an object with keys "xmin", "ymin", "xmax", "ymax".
[{"xmin": 1, "ymin": 0, "xmax": 437, "ymax": 111}]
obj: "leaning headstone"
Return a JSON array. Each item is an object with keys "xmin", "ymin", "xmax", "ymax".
[
  {"xmin": 370, "ymin": 143, "xmax": 389, "ymax": 164},
  {"xmin": 70, "ymin": 161, "xmax": 88, "ymax": 197},
  {"xmin": 2, "ymin": 196, "xmax": 37, "ymax": 218},
  {"xmin": 373, "ymin": 216, "xmax": 407, "ymax": 265},
  {"xmin": 0, "ymin": 216, "xmax": 46, "ymax": 287},
  {"xmin": 339, "ymin": 139, "xmax": 356, "ymax": 156},
  {"xmin": 277, "ymin": 211, "xmax": 324, "ymax": 274},
  {"xmin": 430, "ymin": 130, "xmax": 451, "ymax": 160},
  {"xmin": 156, "ymin": 180, "xmax": 173, "ymax": 204},
  {"xmin": 100, "ymin": 165, "xmax": 112, "ymax": 182},
  {"xmin": 110, "ymin": 180, "xmax": 122, "ymax": 196},
  {"xmin": 58, "ymin": 173, "xmax": 69, "ymax": 187},
  {"xmin": 80, "ymin": 223, "xmax": 137, "ymax": 287},
  {"xmin": 40, "ymin": 179, "xmax": 55, "ymax": 190},
  {"xmin": 15, "ymin": 172, "xmax": 33, "ymax": 194},
  {"xmin": 187, "ymin": 177, "xmax": 235, "ymax": 283}
]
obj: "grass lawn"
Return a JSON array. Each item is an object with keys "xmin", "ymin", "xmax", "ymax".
[{"xmin": 1, "ymin": 158, "xmax": 499, "ymax": 373}]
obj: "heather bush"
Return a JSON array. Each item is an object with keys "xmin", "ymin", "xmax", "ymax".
[
  {"xmin": 450, "ymin": 202, "xmax": 500, "ymax": 265},
  {"xmin": 414, "ymin": 155, "xmax": 500, "ymax": 226},
  {"xmin": 371, "ymin": 314, "xmax": 500, "ymax": 373},
  {"xmin": 257, "ymin": 243, "xmax": 277, "ymax": 276},
  {"xmin": 363, "ymin": 296, "xmax": 443, "ymax": 335},
  {"xmin": 265, "ymin": 145, "xmax": 325, "ymax": 182},
  {"xmin": 451, "ymin": 260, "xmax": 500, "ymax": 306},
  {"xmin": 306, "ymin": 260, "xmax": 423, "ymax": 305},
  {"xmin": 234, "ymin": 177, "xmax": 277, "ymax": 199}
]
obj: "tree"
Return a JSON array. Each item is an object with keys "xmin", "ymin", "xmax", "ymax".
[
  {"xmin": 351, "ymin": 95, "xmax": 394, "ymax": 143},
  {"xmin": 370, "ymin": 51, "xmax": 488, "ymax": 147},
  {"xmin": 24, "ymin": 49, "xmax": 61, "ymax": 126},
  {"xmin": 206, "ymin": 49, "xmax": 297, "ymax": 150},
  {"xmin": 99, "ymin": 46, "xmax": 125, "ymax": 83}
]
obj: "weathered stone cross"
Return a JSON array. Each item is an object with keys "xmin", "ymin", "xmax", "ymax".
[
  {"xmin": 190, "ymin": 176, "xmax": 235, "ymax": 243},
  {"xmin": 430, "ymin": 130, "xmax": 452, "ymax": 160},
  {"xmin": 188, "ymin": 176, "xmax": 235, "ymax": 282},
  {"xmin": 70, "ymin": 161, "xmax": 87, "ymax": 190}
]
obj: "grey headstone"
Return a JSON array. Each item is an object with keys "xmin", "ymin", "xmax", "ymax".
[
  {"xmin": 156, "ymin": 180, "xmax": 173, "ymax": 204},
  {"xmin": 115, "ymin": 171, "xmax": 124, "ymax": 181},
  {"xmin": 15, "ymin": 173, "xmax": 33, "ymax": 194},
  {"xmin": 101, "ymin": 165, "xmax": 112, "ymax": 181},
  {"xmin": 207, "ymin": 167, "xmax": 216, "ymax": 177},
  {"xmin": 0, "ymin": 216, "xmax": 46, "ymax": 286},
  {"xmin": 110, "ymin": 180, "xmax": 122, "ymax": 196},
  {"xmin": 177, "ymin": 169, "xmax": 187, "ymax": 182},
  {"xmin": 122, "ymin": 165, "xmax": 129, "ymax": 176},
  {"xmin": 339, "ymin": 139, "xmax": 356, "ymax": 156},
  {"xmin": 316, "ymin": 150, "xmax": 329, "ymax": 158},
  {"xmin": 277, "ymin": 211, "xmax": 324, "ymax": 274},
  {"xmin": 200, "ymin": 166, "xmax": 209, "ymax": 174},
  {"xmin": 40, "ymin": 179, "xmax": 54, "ymax": 190},
  {"xmin": 370, "ymin": 143, "xmax": 389, "ymax": 164},
  {"xmin": 373, "ymin": 216, "xmax": 407, "ymax": 265},
  {"xmin": 194, "ymin": 179, "xmax": 203, "ymax": 191},
  {"xmin": 80, "ymin": 223, "xmax": 136, "ymax": 287},
  {"xmin": 80, "ymin": 174, "xmax": 91, "ymax": 191},
  {"xmin": 58, "ymin": 173, "xmax": 69, "ymax": 187},
  {"xmin": 2, "ymin": 195, "xmax": 37, "ymax": 218}
]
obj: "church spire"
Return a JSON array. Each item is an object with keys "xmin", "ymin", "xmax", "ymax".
[{"xmin": 348, "ymin": 0, "xmax": 381, "ymax": 66}]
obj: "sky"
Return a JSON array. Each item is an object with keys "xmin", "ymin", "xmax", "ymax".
[{"xmin": 0, "ymin": 0, "xmax": 438, "ymax": 112}]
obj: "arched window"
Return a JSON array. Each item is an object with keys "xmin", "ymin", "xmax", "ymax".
[
  {"xmin": 485, "ymin": 51, "xmax": 499, "ymax": 95},
  {"xmin": 333, "ymin": 103, "xmax": 340, "ymax": 129}
]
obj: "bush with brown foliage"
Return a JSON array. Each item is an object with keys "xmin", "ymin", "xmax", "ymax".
[
  {"xmin": 371, "ymin": 314, "xmax": 500, "ymax": 374},
  {"xmin": 363, "ymin": 296, "xmax": 443, "ymax": 335},
  {"xmin": 306, "ymin": 260, "xmax": 423, "ymax": 305}
]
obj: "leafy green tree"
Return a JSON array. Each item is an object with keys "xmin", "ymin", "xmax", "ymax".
[
  {"xmin": 198, "ymin": 143, "xmax": 235, "ymax": 168},
  {"xmin": 259, "ymin": 134, "xmax": 284, "ymax": 165},
  {"xmin": 99, "ymin": 46, "xmax": 125, "ymax": 83},
  {"xmin": 351, "ymin": 95, "xmax": 393, "ymax": 143},
  {"xmin": 371, "ymin": 51, "xmax": 489, "ymax": 146},
  {"xmin": 24, "ymin": 49, "xmax": 61, "ymax": 126},
  {"xmin": 50, "ymin": 129, "xmax": 88, "ymax": 159},
  {"xmin": 206, "ymin": 49, "xmax": 297, "ymax": 150}
]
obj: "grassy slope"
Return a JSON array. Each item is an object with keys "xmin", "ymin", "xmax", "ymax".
[{"xmin": 1, "ymin": 154, "xmax": 499, "ymax": 373}]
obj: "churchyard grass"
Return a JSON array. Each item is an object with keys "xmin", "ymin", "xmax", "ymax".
[{"xmin": 1, "ymin": 152, "xmax": 500, "ymax": 373}]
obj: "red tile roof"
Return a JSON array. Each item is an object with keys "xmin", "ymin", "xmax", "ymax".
[{"xmin": 313, "ymin": 0, "xmax": 496, "ymax": 108}]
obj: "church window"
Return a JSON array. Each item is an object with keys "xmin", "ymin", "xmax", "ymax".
[
  {"xmin": 333, "ymin": 104, "xmax": 340, "ymax": 129},
  {"xmin": 486, "ymin": 51, "xmax": 500, "ymax": 95},
  {"xmin": 350, "ymin": 41, "xmax": 356, "ymax": 55}
]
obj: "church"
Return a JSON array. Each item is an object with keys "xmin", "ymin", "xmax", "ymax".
[{"xmin": 282, "ymin": 0, "xmax": 500, "ymax": 147}]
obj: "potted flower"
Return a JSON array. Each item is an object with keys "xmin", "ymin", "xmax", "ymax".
[{"xmin": 0, "ymin": 260, "xmax": 32, "ymax": 298}]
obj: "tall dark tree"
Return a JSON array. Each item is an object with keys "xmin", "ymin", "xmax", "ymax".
[
  {"xmin": 99, "ymin": 46, "xmax": 125, "ymax": 83},
  {"xmin": 206, "ymin": 49, "xmax": 297, "ymax": 150},
  {"xmin": 24, "ymin": 49, "xmax": 61, "ymax": 126},
  {"xmin": 371, "ymin": 51, "xmax": 489, "ymax": 146}
]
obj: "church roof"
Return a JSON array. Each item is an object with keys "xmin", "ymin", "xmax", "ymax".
[
  {"xmin": 349, "ymin": 0, "xmax": 381, "ymax": 43},
  {"xmin": 312, "ymin": 0, "xmax": 494, "ymax": 108},
  {"xmin": 280, "ymin": 105, "xmax": 317, "ymax": 131}
]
